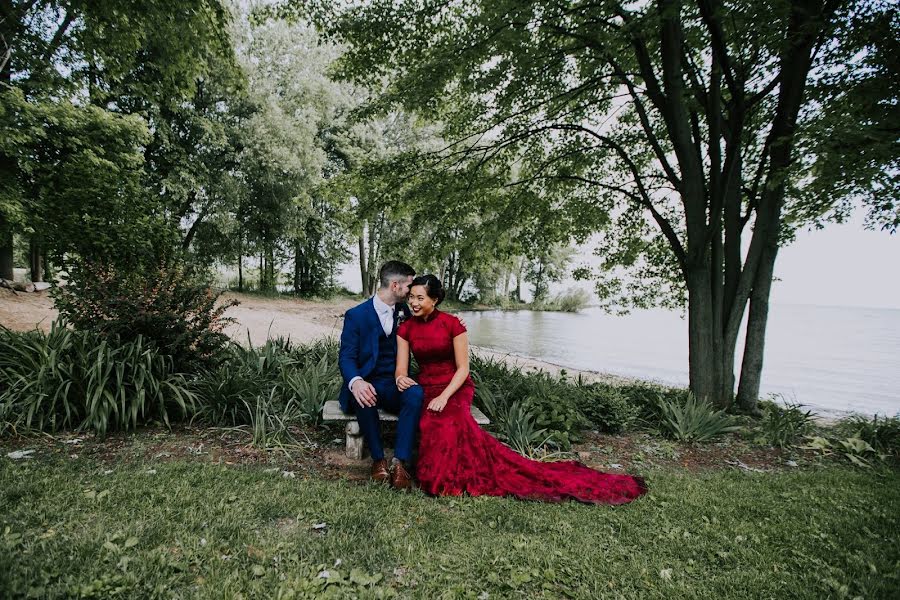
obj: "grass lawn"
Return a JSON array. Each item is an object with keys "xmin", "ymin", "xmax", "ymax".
[{"xmin": 2, "ymin": 440, "xmax": 898, "ymax": 599}]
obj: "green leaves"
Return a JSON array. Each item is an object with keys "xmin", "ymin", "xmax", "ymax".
[
  {"xmin": 756, "ymin": 400, "xmax": 816, "ymax": 448},
  {"xmin": 190, "ymin": 337, "xmax": 342, "ymax": 450},
  {"xmin": 801, "ymin": 433, "xmax": 891, "ymax": 469},
  {"xmin": 652, "ymin": 393, "xmax": 741, "ymax": 443},
  {"xmin": 0, "ymin": 91, "xmax": 159, "ymax": 269},
  {"xmin": 0, "ymin": 322, "xmax": 196, "ymax": 436},
  {"xmin": 52, "ymin": 260, "xmax": 238, "ymax": 373},
  {"xmin": 471, "ymin": 355, "xmax": 590, "ymax": 454}
]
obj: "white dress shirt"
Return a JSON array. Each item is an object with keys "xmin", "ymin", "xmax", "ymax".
[
  {"xmin": 372, "ymin": 293, "xmax": 396, "ymax": 337},
  {"xmin": 348, "ymin": 294, "xmax": 396, "ymax": 391}
]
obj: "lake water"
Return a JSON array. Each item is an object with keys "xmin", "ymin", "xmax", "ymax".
[{"xmin": 458, "ymin": 304, "xmax": 900, "ymax": 418}]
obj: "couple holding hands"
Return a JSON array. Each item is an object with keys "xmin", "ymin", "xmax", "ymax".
[{"xmin": 338, "ymin": 261, "xmax": 646, "ymax": 505}]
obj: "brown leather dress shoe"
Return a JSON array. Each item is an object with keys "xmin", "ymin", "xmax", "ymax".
[
  {"xmin": 390, "ymin": 460, "xmax": 412, "ymax": 490},
  {"xmin": 371, "ymin": 459, "xmax": 390, "ymax": 483}
]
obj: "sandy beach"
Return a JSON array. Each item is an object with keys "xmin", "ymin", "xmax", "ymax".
[{"xmin": 0, "ymin": 289, "xmax": 639, "ymax": 386}]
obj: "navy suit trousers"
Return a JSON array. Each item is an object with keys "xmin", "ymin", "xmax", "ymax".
[{"xmin": 352, "ymin": 376, "xmax": 424, "ymax": 461}]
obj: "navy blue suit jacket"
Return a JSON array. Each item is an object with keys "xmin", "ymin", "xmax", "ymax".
[{"xmin": 338, "ymin": 298, "xmax": 411, "ymax": 412}]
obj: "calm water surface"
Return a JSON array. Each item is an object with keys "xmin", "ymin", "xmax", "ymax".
[{"xmin": 459, "ymin": 304, "xmax": 900, "ymax": 417}]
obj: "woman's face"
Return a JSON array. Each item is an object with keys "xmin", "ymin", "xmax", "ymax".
[{"xmin": 408, "ymin": 284, "xmax": 436, "ymax": 317}]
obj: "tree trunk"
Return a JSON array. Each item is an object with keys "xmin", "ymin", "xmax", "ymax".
[
  {"xmin": 455, "ymin": 273, "xmax": 466, "ymax": 300},
  {"xmin": 29, "ymin": 237, "xmax": 43, "ymax": 282},
  {"xmin": 733, "ymin": 0, "xmax": 825, "ymax": 412},
  {"xmin": 259, "ymin": 249, "xmax": 265, "ymax": 291},
  {"xmin": 514, "ymin": 260, "xmax": 523, "ymax": 303},
  {"xmin": 181, "ymin": 204, "xmax": 211, "ymax": 251},
  {"xmin": 293, "ymin": 240, "xmax": 301, "ymax": 294},
  {"xmin": 736, "ymin": 241, "xmax": 778, "ymax": 414},
  {"xmin": 0, "ymin": 228, "xmax": 12, "ymax": 281},
  {"xmin": 365, "ymin": 220, "xmax": 379, "ymax": 295},
  {"xmin": 237, "ymin": 229, "xmax": 243, "ymax": 292},
  {"xmin": 42, "ymin": 249, "xmax": 52, "ymax": 281},
  {"xmin": 358, "ymin": 227, "xmax": 367, "ymax": 295},
  {"xmin": 686, "ymin": 265, "xmax": 724, "ymax": 406},
  {"xmin": 445, "ymin": 252, "xmax": 456, "ymax": 299},
  {"xmin": 0, "ymin": 20, "xmax": 14, "ymax": 282},
  {"xmin": 266, "ymin": 244, "xmax": 275, "ymax": 291}
]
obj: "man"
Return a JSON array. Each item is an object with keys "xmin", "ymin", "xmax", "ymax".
[{"xmin": 338, "ymin": 260, "xmax": 423, "ymax": 489}]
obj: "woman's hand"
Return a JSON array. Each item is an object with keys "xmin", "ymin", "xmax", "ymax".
[
  {"xmin": 396, "ymin": 376, "xmax": 417, "ymax": 392},
  {"xmin": 427, "ymin": 394, "xmax": 449, "ymax": 412}
]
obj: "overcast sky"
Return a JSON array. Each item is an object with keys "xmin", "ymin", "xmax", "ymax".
[{"xmin": 770, "ymin": 216, "xmax": 899, "ymax": 309}]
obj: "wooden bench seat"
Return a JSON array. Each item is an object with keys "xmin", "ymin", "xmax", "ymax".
[{"xmin": 322, "ymin": 400, "xmax": 491, "ymax": 460}]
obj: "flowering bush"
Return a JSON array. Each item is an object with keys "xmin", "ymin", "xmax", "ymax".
[{"xmin": 52, "ymin": 260, "xmax": 238, "ymax": 372}]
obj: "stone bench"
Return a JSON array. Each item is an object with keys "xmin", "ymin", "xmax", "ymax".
[{"xmin": 322, "ymin": 400, "xmax": 491, "ymax": 460}]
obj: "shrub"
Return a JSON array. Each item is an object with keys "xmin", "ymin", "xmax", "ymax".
[
  {"xmin": 652, "ymin": 393, "xmax": 741, "ymax": 443},
  {"xmin": 52, "ymin": 260, "xmax": 238, "ymax": 372},
  {"xmin": 520, "ymin": 377, "xmax": 590, "ymax": 450},
  {"xmin": 278, "ymin": 350, "xmax": 343, "ymax": 426},
  {"xmin": 245, "ymin": 390, "xmax": 308, "ymax": 450},
  {"xmin": 492, "ymin": 401, "xmax": 554, "ymax": 458},
  {"xmin": 546, "ymin": 287, "xmax": 591, "ymax": 312},
  {"xmin": 833, "ymin": 414, "xmax": 900, "ymax": 457},
  {"xmin": 189, "ymin": 344, "xmax": 275, "ymax": 426},
  {"xmin": 576, "ymin": 383, "xmax": 641, "ymax": 433},
  {"xmin": 615, "ymin": 383, "xmax": 691, "ymax": 422},
  {"xmin": 0, "ymin": 323, "xmax": 195, "ymax": 436},
  {"xmin": 471, "ymin": 356, "xmax": 589, "ymax": 451},
  {"xmin": 756, "ymin": 399, "xmax": 817, "ymax": 447},
  {"xmin": 801, "ymin": 434, "xmax": 887, "ymax": 469},
  {"xmin": 190, "ymin": 337, "xmax": 342, "ymax": 442}
]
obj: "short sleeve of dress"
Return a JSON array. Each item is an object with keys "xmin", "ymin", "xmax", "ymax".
[
  {"xmin": 397, "ymin": 319, "xmax": 411, "ymax": 341},
  {"xmin": 447, "ymin": 312, "xmax": 467, "ymax": 338}
]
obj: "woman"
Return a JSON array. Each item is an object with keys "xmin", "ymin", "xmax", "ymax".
[{"xmin": 395, "ymin": 274, "xmax": 647, "ymax": 505}]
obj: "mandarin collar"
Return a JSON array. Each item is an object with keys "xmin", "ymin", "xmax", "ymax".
[{"xmin": 416, "ymin": 308, "xmax": 440, "ymax": 322}]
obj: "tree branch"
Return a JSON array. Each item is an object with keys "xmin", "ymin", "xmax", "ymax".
[
  {"xmin": 549, "ymin": 122, "xmax": 687, "ymax": 270},
  {"xmin": 747, "ymin": 74, "xmax": 780, "ymax": 108},
  {"xmin": 40, "ymin": 9, "xmax": 75, "ymax": 65},
  {"xmin": 607, "ymin": 57, "xmax": 682, "ymax": 187},
  {"xmin": 657, "ymin": 0, "xmax": 707, "ymax": 248},
  {"xmin": 696, "ymin": 0, "xmax": 740, "ymax": 97}
]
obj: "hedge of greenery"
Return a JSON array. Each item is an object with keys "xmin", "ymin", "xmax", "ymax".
[{"xmin": 3, "ymin": 263, "xmax": 898, "ymax": 466}]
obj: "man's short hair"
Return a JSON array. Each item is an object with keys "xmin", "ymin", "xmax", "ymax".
[{"xmin": 378, "ymin": 261, "xmax": 416, "ymax": 289}]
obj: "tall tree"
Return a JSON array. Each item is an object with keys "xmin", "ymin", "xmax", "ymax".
[
  {"xmin": 324, "ymin": 0, "xmax": 899, "ymax": 410},
  {"xmin": 0, "ymin": 0, "xmax": 235, "ymax": 278}
]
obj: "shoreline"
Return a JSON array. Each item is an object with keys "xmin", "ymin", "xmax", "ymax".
[
  {"xmin": 468, "ymin": 343, "xmax": 852, "ymax": 423},
  {"xmin": 0, "ymin": 289, "xmax": 874, "ymax": 421},
  {"xmin": 467, "ymin": 344, "xmax": 657, "ymax": 388}
]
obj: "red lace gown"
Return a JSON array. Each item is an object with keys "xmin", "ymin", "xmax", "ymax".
[{"xmin": 397, "ymin": 310, "xmax": 647, "ymax": 505}]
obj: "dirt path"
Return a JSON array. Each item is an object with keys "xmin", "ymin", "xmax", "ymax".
[
  {"xmin": 0, "ymin": 288, "xmax": 57, "ymax": 331},
  {"xmin": 0, "ymin": 288, "xmax": 352, "ymax": 339},
  {"xmin": 220, "ymin": 294, "xmax": 356, "ymax": 346}
]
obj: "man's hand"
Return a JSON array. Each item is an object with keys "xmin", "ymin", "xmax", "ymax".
[
  {"xmin": 396, "ymin": 376, "xmax": 417, "ymax": 392},
  {"xmin": 351, "ymin": 379, "xmax": 377, "ymax": 407},
  {"xmin": 427, "ymin": 394, "xmax": 449, "ymax": 412},
  {"xmin": 456, "ymin": 314, "xmax": 467, "ymax": 328}
]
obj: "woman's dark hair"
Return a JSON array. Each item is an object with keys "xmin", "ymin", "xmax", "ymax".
[{"xmin": 410, "ymin": 274, "xmax": 445, "ymax": 306}]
